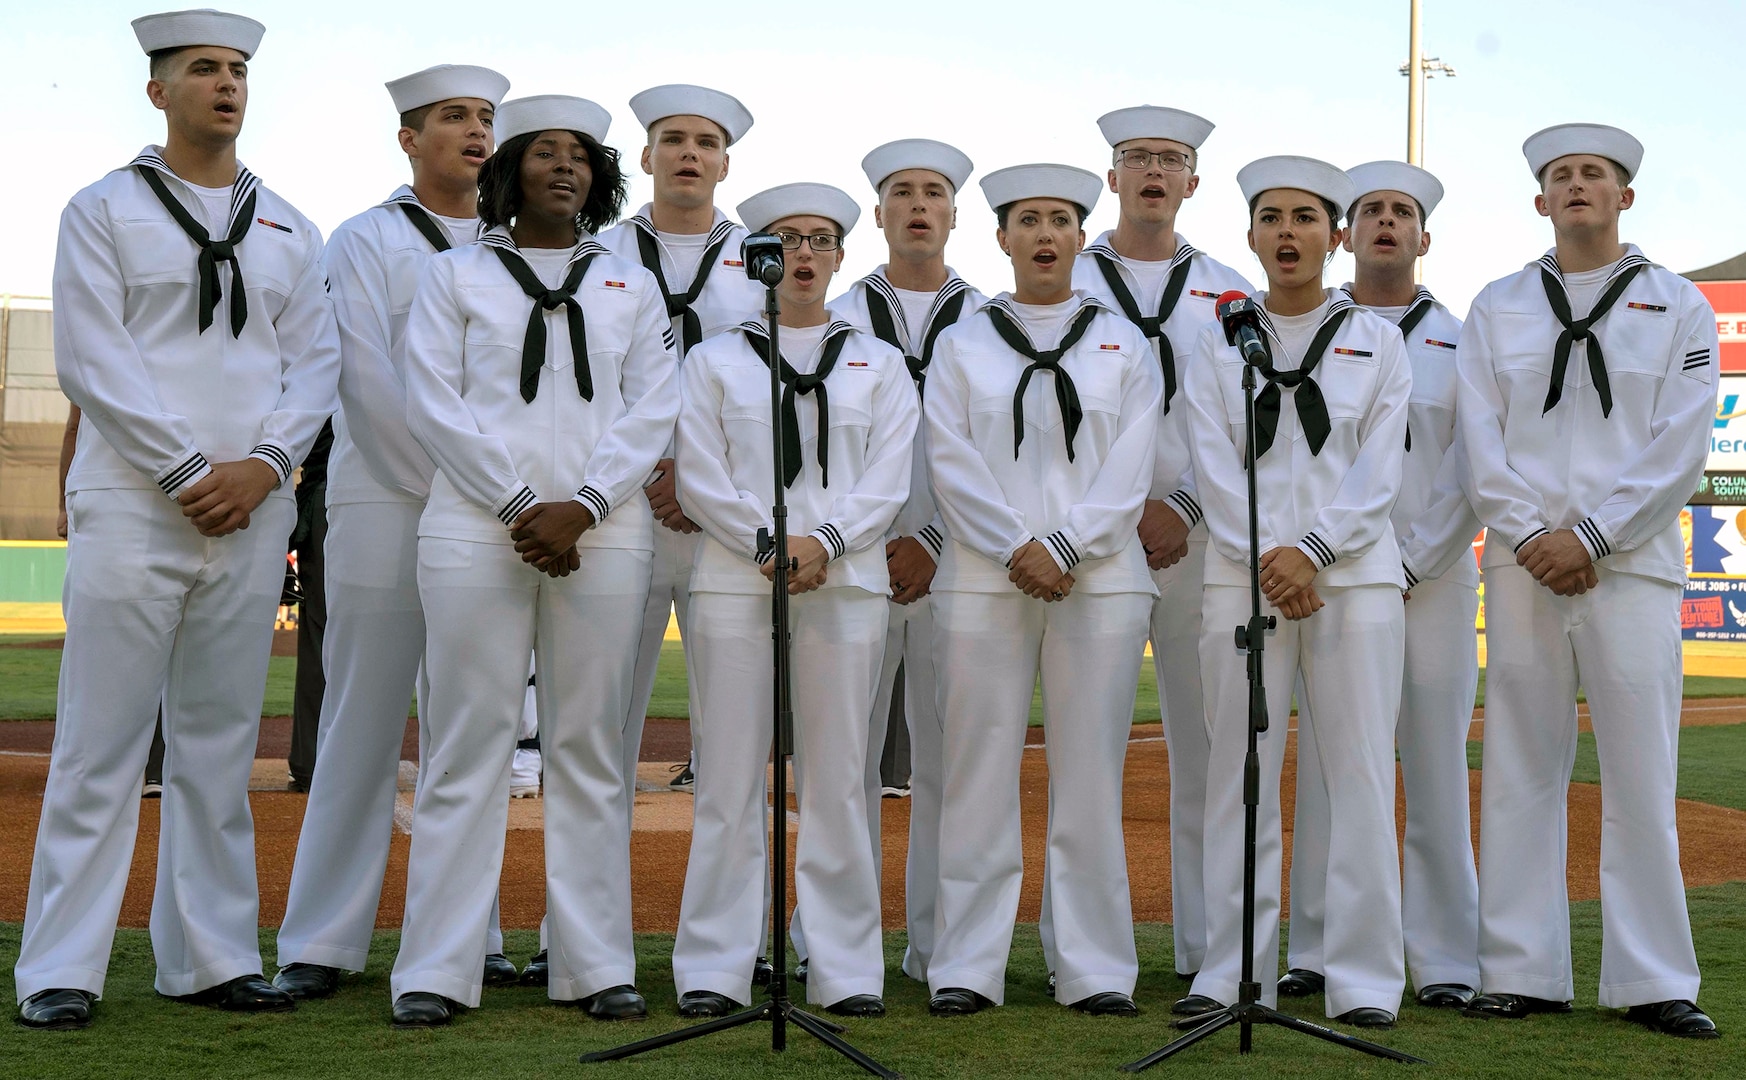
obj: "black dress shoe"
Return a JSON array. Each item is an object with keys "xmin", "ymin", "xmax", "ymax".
[
  {"xmin": 1338, "ymin": 1007, "xmax": 1396, "ymax": 1029},
  {"xmin": 272, "ymin": 964, "xmax": 339, "ymax": 1001},
  {"xmin": 1462, "ymin": 992, "xmax": 1573, "ymax": 1019},
  {"xmin": 177, "ymin": 974, "xmax": 295, "ymax": 1013},
  {"xmin": 1171, "ymin": 994, "xmax": 1225, "ymax": 1027},
  {"xmin": 392, "ymin": 992, "xmax": 454, "ymax": 1028},
  {"xmin": 520, "ymin": 950, "xmax": 548, "ymax": 986},
  {"xmin": 1416, "ymin": 982, "xmax": 1476, "ymax": 1008},
  {"xmin": 1046, "ymin": 970, "xmax": 1055, "ymax": 994},
  {"xmin": 1624, "ymin": 1000, "xmax": 1719, "ymax": 1039},
  {"xmin": 482, "ymin": 953, "xmax": 518, "ymax": 985},
  {"xmin": 1276, "ymin": 968, "xmax": 1325, "ymax": 997},
  {"xmin": 1069, "ymin": 991, "xmax": 1139, "ymax": 1017},
  {"xmin": 825, "ymin": 994, "xmax": 885, "ymax": 1017},
  {"xmin": 928, "ymin": 988, "xmax": 992, "ymax": 1016},
  {"xmin": 18, "ymin": 988, "xmax": 93, "ymax": 1030},
  {"xmin": 795, "ymin": 959, "xmax": 808, "ymax": 984},
  {"xmin": 678, "ymin": 990, "xmax": 741, "ymax": 1018},
  {"xmin": 752, "ymin": 956, "xmax": 774, "ymax": 987},
  {"xmin": 578, "ymin": 985, "xmax": 647, "ymax": 1021}
]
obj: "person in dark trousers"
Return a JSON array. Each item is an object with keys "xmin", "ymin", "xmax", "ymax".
[{"xmin": 287, "ymin": 419, "xmax": 332, "ymax": 792}]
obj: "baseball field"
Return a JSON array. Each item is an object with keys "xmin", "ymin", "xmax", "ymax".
[{"xmin": 2, "ymin": 632, "xmax": 1744, "ymax": 1078}]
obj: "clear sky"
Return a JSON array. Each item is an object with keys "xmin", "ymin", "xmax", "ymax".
[{"xmin": 5, "ymin": 0, "xmax": 1742, "ymax": 316}]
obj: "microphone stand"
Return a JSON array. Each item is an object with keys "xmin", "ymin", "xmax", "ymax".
[
  {"xmin": 582, "ymin": 277, "xmax": 902, "ymax": 1080},
  {"xmin": 1120, "ymin": 332, "xmax": 1426, "ymax": 1071}
]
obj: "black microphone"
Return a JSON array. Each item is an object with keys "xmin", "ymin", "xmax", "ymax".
[
  {"xmin": 741, "ymin": 233, "xmax": 786, "ymax": 287},
  {"xmin": 1216, "ymin": 290, "xmax": 1270, "ymax": 367}
]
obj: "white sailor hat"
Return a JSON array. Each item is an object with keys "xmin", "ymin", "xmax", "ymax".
[
  {"xmin": 132, "ymin": 8, "xmax": 264, "ymax": 59},
  {"xmin": 1236, "ymin": 155, "xmax": 1355, "ymax": 212},
  {"xmin": 386, "ymin": 65, "xmax": 510, "ymax": 115},
  {"xmin": 629, "ymin": 84, "xmax": 754, "ymax": 145},
  {"xmin": 495, "ymin": 95, "xmax": 611, "ymax": 146},
  {"xmin": 1345, "ymin": 160, "xmax": 1444, "ymax": 219},
  {"xmin": 1522, "ymin": 123, "xmax": 1643, "ymax": 183},
  {"xmin": 1097, "ymin": 106, "xmax": 1215, "ymax": 151},
  {"xmin": 737, "ymin": 183, "xmax": 861, "ymax": 236},
  {"xmin": 861, "ymin": 139, "xmax": 975, "ymax": 193},
  {"xmin": 979, "ymin": 163, "xmax": 1102, "ymax": 217}
]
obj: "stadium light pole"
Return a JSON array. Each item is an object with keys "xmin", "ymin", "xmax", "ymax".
[{"xmin": 1400, "ymin": 0, "xmax": 1455, "ymax": 280}]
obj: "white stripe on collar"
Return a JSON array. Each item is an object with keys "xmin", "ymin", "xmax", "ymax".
[
  {"xmin": 629, "ymin": 209, "xmax": 738, "ymax": 249},
  {"xmin": 481, "ymin": 224, "xmax": 608, "ymax": 267},
  {"xmin": 129, "ymin": 146, "xmax": 261, "ymax": 231},
  {"xmin": 860, "ymin": 269, "xmax": 972, "ymax": 342},
  {"xmin": 1253, "ymin": 291, "xmax": 1358, "ymax": 346},
  {"xmin": 981, "ymin": 293, "xmax": 1113, "ymax": 350},
  {"xmin": 1084, "ymin": 235, "xmax": 1200, "ymax": 275}
]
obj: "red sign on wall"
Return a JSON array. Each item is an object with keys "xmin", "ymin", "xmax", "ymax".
[{"xmin": 1695, "ymin": 281, "xmax": 1746, "ymax": 374}]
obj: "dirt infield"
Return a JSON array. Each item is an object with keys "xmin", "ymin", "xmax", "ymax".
[{"xmin": 3, "ymin": 700, "xmax": 1745, "ymax": 933}]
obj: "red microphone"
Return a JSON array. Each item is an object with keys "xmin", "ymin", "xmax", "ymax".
[{"xmin": 1215, "ymin": 290, "xmax": 1268, "ymax": 366}]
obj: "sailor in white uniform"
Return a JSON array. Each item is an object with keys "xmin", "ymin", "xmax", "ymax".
[
  {"xmin": 793, "ymin": 138, "xmax": 985, "ymax": 984},
  {"xmin": 1457, "ymin": 125, "xmax": 1717, "ymax": 1038},
  {"xmin": 389, "ymin": 95, "xmax": 679, "ymax": 1028},
  {"xmin": 16, "ymin": 9, "xmax": 339, "ymax": 1029},
  {"xmin": 1069, "ymin": 105, "xmax": 1253, "ymax": 985},
  {"xmin": 1174, "ymin": 156, "xmax": 1410, "ymax": 1029},
  {"xmin": 670, "ymin": 183, "xmax": 917, "ymax": 1019},
  {"xmin": 598, "ymin": 84, "xmax": 763, "ymax": 803},
  {"xmin": 1281, "ymin": 161, "xmax": 1483, "ymax": 1008},
  {"xmin": 925, "ymin": 164, "xmax": 1159, "ymax": 1018},
  {"xmin": 272, "ymin": 62, "xmax": 515, "ymax": 1003}
]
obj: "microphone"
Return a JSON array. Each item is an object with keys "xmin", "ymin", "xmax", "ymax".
[
  {"xmin": 1216, "ymin": 290, "xmax": 1270, "ymax": 367},
  {"xmin": 741, "ymin": 233, "xmax": 787, "ymax": 287}
]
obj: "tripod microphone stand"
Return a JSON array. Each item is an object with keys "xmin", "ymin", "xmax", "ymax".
[
  {"xmin": 1120, "ymin": 296, "xmax": 1425, "ymax": 1071},
  {"xmin": 582, "ymin": 236, "xmax": 902, "ymax": 1080}
]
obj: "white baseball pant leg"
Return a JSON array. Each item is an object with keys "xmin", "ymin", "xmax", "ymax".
[{"xmin": 1477, "ymin": 565, "xmax": 1698, "ymax": 1007}]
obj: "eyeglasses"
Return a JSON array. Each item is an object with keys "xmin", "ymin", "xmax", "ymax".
[
  {"xmin": 1116, "ymin": 149, "xmax": 1191, "ymax": 172},
  {"xmin": 775, "ymin": 231, "xmax": 842, "ymax": 252}
]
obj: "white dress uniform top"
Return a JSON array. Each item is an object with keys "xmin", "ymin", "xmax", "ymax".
[
  {"xmin": 798, "ymin": 137, "xmax": 986, "ymax": 984},
  {"xmin": 1185, "ymin": 278, "xmax": 1412, "ymax": 1017},
  {"xmin": 278, "ymin": 63, "xmax": 509, "ymax": 977},
  {"xmin": 925, "ymin": 159, "xmax": 1160, "ymax": 1009},
  {"xmin": 598, "ymin": 83, "xmax": 761, "ymax": 804},
  {"xmin": 1071, "ymin": 214, "xmax": 1251, "ymax": 979},
  {"xmin": 1459, "ymin": 127, "xmax": 1711, "ymax": 1009},
  {"xmin": 390, "ymin": 96, "xmax": 681, "ymax": 1009},
  {"xmin": 1287, "ymin": 285, "xmax": 1484, "ymax": 995},
  {"xmin": 18, "ymin": 10, "xmax": 343, "ymax": 1004}
]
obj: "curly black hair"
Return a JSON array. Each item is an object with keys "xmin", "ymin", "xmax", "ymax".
[{"xmin": 477, "ymin": 129, "xmax": 628, "ymax": 236}]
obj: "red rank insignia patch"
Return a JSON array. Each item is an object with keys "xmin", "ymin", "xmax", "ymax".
[
  {"xmin": 256, "ymin": 218, "xmax": 293, "ymax": 233},
  {"xmin": 1627, "ymin": 301, "xmax": 1667, "ymax": 312},
  {"xmin": 1425, "ymin": 338, "xmax": 1457, "ymax": 349},
  {"xmin": 1332, "ymin": 347, "xmax": 1373, "ymax": 357},
  {"xmin": 604, "ymin": 280, "xmax": 626, "ymax": 288},
  {"xmin": 846, "ymin": 361, "xmax": 869, "ymax": 367},
  {"xmin": 1099, "ymin": 343, "xmax": 1121, "ymax": 350},
  {"xmin": 724, "ymin": 259, "xmax": 745, "ymax": 267},
  {"xmin": 1189, "ymin": 289, "xmax": 1220, "ymax": 299}
]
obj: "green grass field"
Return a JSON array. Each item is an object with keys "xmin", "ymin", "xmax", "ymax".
[
  {"xmin": 3, "ymin": 885, "xmax": 1744, "ymax": 1079},
  {"xmin": 1463, "ymin": 722, "xmax": 1746, "ymax": 812},
  {"xmin": 9, "ymin": 637, "xmax": 1746, "ymax": 727}
]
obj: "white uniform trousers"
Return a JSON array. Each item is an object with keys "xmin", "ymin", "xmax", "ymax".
[
  {"xmin": 928, "ymin": 588, "xmax": 1150, "ymax": 1007},
  {"xmin": 1477, "ymin": 565, "xmax": 1699, "ymax": 1007},
  {"xmin": 622, "ymin": 526, "xmax": 701, "ymax": 799},
  {"xmin": 391, "ymin": 541, "xmax": 649, "ymax": 1007},
  {"xmin": 278, "ymin": 498, "xmax": 427, "ymax": 970},
  {"xmin": 1039, "ymin": 544, "xmax": 1209, "ymax": 980},
  {"xmin": 672, "ymin": 588, "xmax": 888, "ymax": 1008},
  {"xmin": 16, "ymin": 489, "xmax": 293, "ymax": 1002},
  {"xmin": 792, "ymin": 594, "xmax": 943, "ymax": 981},
  {"xmin": 1287, "ymin": 574, "xmax": 1480, "ymax": 992},
  {"xmin": 1191, "ymin": 583, "xmax": 1406, "ymax": 1018}
]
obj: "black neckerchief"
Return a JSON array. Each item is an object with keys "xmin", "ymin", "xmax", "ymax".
[
  {"xmin": 1345, "ymin": 286, "xmax": 1435, "ymax": 451},
  {"xmin": 861, "ymin": 275, "xmax": 971, "ymax": 392},
  {"xmin": 134, "ymin": 159, "xmax": 258, "ymax": 336},
  {"xmin": 1091, "ymin": 245, "xmax": 1194, "ymax": 413},
  {"xmin": 397, "ymin": 201, "xmax": 453, "ymax": 252},
  {"xmin": 632, "ymin": 218, "xmax": 734, "ymax": 355},
  {"xmin": 984, "ymin": 302, "xmax": 1102, "ymax": 462},
  {"xmin": 487, "ymin": 240, "xmax": 600, "ymax": 402},
  {"xmin": 1536, "ymin": 252, "xmax": 1651, "ymax": 417},
  {"xmin": 742, "ymin": 322, "xmax": 855, "ymax": 488},
  {"xmin": 1252, "ymin": 303, "xmax": 1353, "ymax": 460}
]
